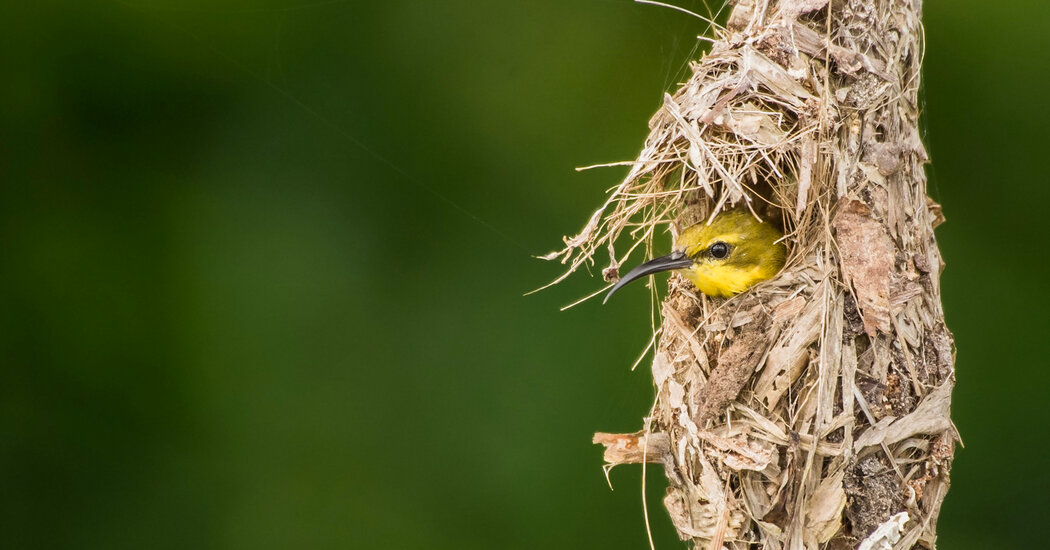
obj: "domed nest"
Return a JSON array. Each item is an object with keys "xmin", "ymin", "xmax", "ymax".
[{"xmin": 546, "ymin": 1, "xmax": 956, "ymax": 548}]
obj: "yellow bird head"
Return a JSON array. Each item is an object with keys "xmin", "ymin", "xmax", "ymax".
[{"xmin": 604, "ymin": 209, "xmax": 786, "ymax": 302}]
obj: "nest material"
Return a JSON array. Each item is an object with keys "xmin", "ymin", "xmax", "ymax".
[{"xmin": 556, "ymin": 1, "xmax": 956, "ymax": 548}]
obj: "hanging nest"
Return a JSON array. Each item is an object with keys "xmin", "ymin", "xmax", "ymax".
[{"xmin": 546, "ymin": 1, "xmax": 957, "ymax": 548}]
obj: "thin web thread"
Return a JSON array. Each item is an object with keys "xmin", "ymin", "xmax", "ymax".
[{"xmin": 115, "ymin": 0, "xmax": 532, "ymax": 255}]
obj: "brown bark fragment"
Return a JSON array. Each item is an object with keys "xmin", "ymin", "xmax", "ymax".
[
  {"xmin": 833, "ymin": 199, "xmax": 894, "ymax": 337},
  {"xmin": 593, "ymin": 431, "xmax": 671, "ymax": 466},
  {"xmin": 692, "ymin": 323, "xmax": 770, "ymax": 424}
]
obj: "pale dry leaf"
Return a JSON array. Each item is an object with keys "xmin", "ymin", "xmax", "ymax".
[
  {"xmin": 741, "ymin": 47, "xmax": 815, "ymax": 108},
  {"xmin": 857, "ymin": 512, "xmax": 909, "ymax": 550},
  {"xmin": 780, "ymin": 0, "xmax": 829, "ymax": 20},
  {"xmin": 754, "ymin": 289, "xmax": 824, "ymax": 409},
  {"xmin": 805, "ymin": 471, "xmax": 846, "ymax": 543},
  {"xmin": 796, "ymin": 134, "xmax": 817, "ymax": 216},
  {"xmin": 652, "ymin": 350, "xmax": 674, "ymax": 387},
  {"xmin": 854, "ymin": 382, "xmax": 954, "ymax": 450},
  {"xmin": 699, "ymin": 427, "xmax": 777, "ymax": 472}
]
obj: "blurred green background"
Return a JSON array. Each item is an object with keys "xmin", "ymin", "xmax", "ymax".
[{"xmin": 2, "ymin": 1, "xmax": 1047, "ymax": 548}]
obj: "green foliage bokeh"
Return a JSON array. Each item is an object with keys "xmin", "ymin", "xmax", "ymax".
[{"xmin": 2, "ymin": 1, "xmax": 1048, "ymax": 548}]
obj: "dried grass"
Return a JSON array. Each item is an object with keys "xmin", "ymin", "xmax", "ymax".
[{"xmin": 564, "ymin": 1, "xmax": 957, "ymax": 548}]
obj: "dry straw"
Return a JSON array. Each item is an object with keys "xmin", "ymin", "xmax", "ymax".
[{"xmin": 546, "ymin": 0, "xmax": 956, "ymax": 548}]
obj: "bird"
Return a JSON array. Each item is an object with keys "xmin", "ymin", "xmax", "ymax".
[{"xmin": 604, "ymin": 209, "xmax": 786, "ymax": 302}]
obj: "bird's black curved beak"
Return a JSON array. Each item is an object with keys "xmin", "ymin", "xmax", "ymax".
[{"xmin": 603, "ymin": 251, "xmax": 693, "ymax": 303}]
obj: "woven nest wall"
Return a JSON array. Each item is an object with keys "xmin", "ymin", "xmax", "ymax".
[{"xmin": 547, "ymin": 1, "xmax": 956, "ymax": 548}]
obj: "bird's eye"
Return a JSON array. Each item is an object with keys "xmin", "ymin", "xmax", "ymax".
[{"xmin": 709, "ymin": 242, "xmax": 730, "ymax": 259}]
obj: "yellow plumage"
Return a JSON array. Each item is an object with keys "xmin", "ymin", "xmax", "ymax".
[{"xmin": 675, "ymin": 209, "xmax": 786, "ymax": 297}]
